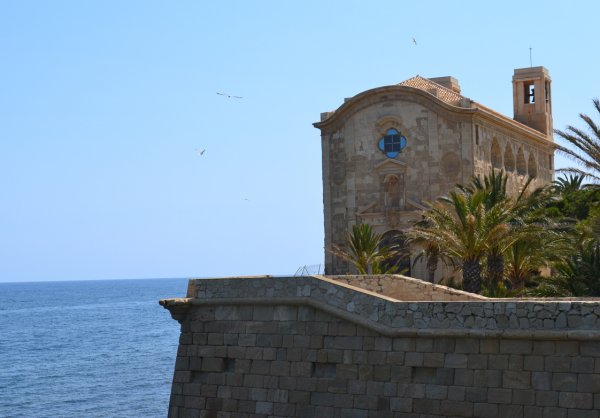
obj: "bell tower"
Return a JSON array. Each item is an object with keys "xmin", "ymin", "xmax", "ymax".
[{"xmin": 512, "ymin": 66, "xmax": 553, "ymax": 137}]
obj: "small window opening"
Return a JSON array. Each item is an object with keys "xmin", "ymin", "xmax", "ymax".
[
  {"xmin": 378, "ymin": 128, "xmax": 407, "ymax": 158},
  {"xmin": 384, "ymin": 130, "xmax": 402, "ymax": 153},
  {"xmin": 524, "ymin": 82, "xmax": 535, "ymax": 104},
  {"xmin": 548, "ymin": 154, "xmax": 553, "ymax": 170},
  {"xmin": 475, "ymin": 125, "xmax": 480, "ymax": 145},
  {"xmin": 545, "ymin": 81, "xmax": 550, "ymax": 103}
]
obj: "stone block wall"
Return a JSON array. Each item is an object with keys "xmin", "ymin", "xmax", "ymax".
[
  {"xmin": 161, "ymin": 276, "xmax": 600, "ymax": 417},
  {"xmin": 326, "ymin": 274, "xmax": 486, "ymax": 302}
]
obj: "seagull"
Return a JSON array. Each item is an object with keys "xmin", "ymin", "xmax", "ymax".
[
  {"xmin": 195, "ymin": 148, "xmax": 205, "ymax": 156},
  {"xmin": 216, "ymin": 92, "xmax": 243, "ymax": 99},
  {"xmin": 412, "ymin": 37, "xmax": 417, "ymax": 45}
]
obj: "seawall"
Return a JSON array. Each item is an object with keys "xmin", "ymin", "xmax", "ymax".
[{"xmin": 161, "ymin": 275, "xmax": 600, "ymax": 417}]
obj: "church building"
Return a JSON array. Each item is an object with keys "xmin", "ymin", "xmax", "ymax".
[{"xmin": 314, "ymin": 67, "xmax": 555, "ymax": 279}]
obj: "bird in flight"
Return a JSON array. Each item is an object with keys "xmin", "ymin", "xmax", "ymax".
[
  {"xmin": 412, "ymin": 37, "xmax": 417, "ymax": 45},
  {"xmin": 195, "ymin": 148, "xmax": 205, "ymax": 156},
  {"xmin": 216, "ymin": 92, "xmax": 243, "ymax": 99}
]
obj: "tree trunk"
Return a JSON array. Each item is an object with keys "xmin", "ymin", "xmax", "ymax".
[
  {"xmin": 463, "ymin": 259, "xmax": 481, "ymax": 294},
  {"xmin": 511, "ymin": 270, "xmax": 526, "ymax": 292},
  {"xmin": 487, "ymin": 253, "xmax": 504, "ymax": 295},
  {"xmin": 427, "ymin": 253, "xmax": 438, "ymax": 283}
]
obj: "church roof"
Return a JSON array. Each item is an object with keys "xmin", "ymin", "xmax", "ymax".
[
  {"xmin": 398, "ymin": 76, "xmax": 468, "ymax": 107},
  {"xmin": 397, "ymin": 76, "xmax": 551, "ymax": 141},
  {"xmin": 315, "ymin": 74, "xmax": 553, "ymax": 146}
]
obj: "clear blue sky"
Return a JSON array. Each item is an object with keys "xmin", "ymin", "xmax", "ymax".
[{"xmin": 1, "ymin": 1, "xmax": 598, "ymax": 282}]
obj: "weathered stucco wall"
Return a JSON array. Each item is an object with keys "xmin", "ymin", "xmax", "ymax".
[
  {"xmin": 472, "ymin": 119, "xmax": 553, "ymax": 193},
  {"xmin": 161, "ymin": 276, "xmax": 600, "ymax": 418},
  {"xmin": 319, "ymin": 90, "xmax": 474, "ymax": 277}
]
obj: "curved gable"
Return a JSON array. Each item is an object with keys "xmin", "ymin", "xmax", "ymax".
[{"xmin": 314, "ymin": 85, "xmax": 475, "ymax": 133}]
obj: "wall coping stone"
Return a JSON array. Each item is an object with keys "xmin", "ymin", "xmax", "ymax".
[
  {"xmin": 160, "ymin": 275, "xmax": 600, "ymax": 341},
  {"xmin": 323, "ymin": 274, "xmax": 489, "ymax": 301}
]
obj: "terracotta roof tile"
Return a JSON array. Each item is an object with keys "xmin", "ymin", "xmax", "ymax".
[{"xmin": 398, "ymin": 76, "xmax": 469, "ymax": 107}]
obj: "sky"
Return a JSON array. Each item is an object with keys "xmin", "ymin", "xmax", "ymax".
[{"xmin": 1, "ymin": 1, "xmax": 598, "ymax": 283}]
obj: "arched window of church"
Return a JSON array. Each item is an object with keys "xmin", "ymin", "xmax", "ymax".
[
  {"xmin": 504, "ymin": 145, "xmax": 515, "ymax": 172},
  {"xmin": 378, "ymin": 129, "xmax": 407, "ymax": 158},
  {"xmin": 528, "ymin": 153, "xmax": 538, "ymax": 178},
  {"xmin": 384, "ymin": 174, "xmax": 402, "ymax": 210},
  {"xmin": 516, "ymin": 147, "xmax": 527, "ymax": 176},
  {"xmin": 491, "ymin": 138, "xmax": 502, "ymax": 169}
]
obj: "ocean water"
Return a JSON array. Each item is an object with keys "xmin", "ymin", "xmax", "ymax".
[{"xmin": 0, "ymin": 278, "xmax": 188, "ymax": 418}]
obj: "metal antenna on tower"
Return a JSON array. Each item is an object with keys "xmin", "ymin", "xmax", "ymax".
[{"xmin": 529, "ymin": 47, "xmax": 532, "ymax": 67}]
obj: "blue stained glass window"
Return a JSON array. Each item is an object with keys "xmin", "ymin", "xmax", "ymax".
[{"xmin": 378, "ymin": 128, "xmax": 407, "ymax": 158}]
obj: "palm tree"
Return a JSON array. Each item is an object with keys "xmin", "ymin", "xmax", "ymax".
[
  {"xmin": 459, "ymin": 168, "xmax": 509, "ymax": 208},
  {"xmin": 552, "ymin": 174, "xmax": 587, "ymax": 194},
  {"xmin": 459, "ymin": 170, "xmax": 547, "ymax": 294},
  {"xmin": 410, "ymin": 169, "xmax": 555, "ymax": 295},
  {"xmin": 505, "ymin": 239, "xmax": 541, "ymax": 289},
  {"xmin": 545, "ymin": 174, "xmax": 600, "ymax": 223},
  {"xmin": 555, "ymin": 98, "xmax": 600, "ymax": 182},
  {"xmin": 524, "ymin": 173, "xmax": 600, "ymax": 296},
  {"xmin": 505, "ymin": 230, "xmax": 570, "ymax": 290},
  {"xmin": 409, "ymin": 218, "xmax": 451, "ymax": 283},
  {"xmin": 592, "ymin": 211, "xmax": 600, "ymax": 237},
  {"xmin": 411, "ymin": 240, "xmax": 442, "ymax": 283},
  {"xmin": 409, "ymin": 188, "xmax": 508, "ymax": 294},
  {"xmin": 331, "ymin": 223, "xmax": 403, "ymax": 274},
  {"xmin": 528, "ymin": 239, "xmax": 600, "ymax": 297},
  {"xmin": 459, "ymin": 170, "xmax": 514, "ymax": 293},
  {"xmin": 499, "ymin": 183, "xmax": 562, "ymax": 288}
]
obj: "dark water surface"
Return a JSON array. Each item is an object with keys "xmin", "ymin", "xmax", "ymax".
[{"xmin": 0, "ymin": 278, "xmax": 188, "ymax": 417}]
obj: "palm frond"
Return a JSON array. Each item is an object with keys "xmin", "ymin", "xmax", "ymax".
[{"xmin": 555, "ymin": 98, "xmax": 600, "ymax": 181}]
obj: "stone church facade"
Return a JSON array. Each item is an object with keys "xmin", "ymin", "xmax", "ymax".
[{"xmin": 314, "ymin": 67, "xmax": 555, "ymax": 279}]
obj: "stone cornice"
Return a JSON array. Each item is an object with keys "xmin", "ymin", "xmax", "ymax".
[
  {"xmin": 473, "ymin": 103, "xmax": 556, "ymax": 150},
  {"xmin": 314, "ymin": 85, "xmax": 557, "ymax": 153},
  {"xmin": 313, "ymin": 85, "xmax": 476, "ymax": 134},
  {"xmin": 159, "ymin": 298, "xmax": 192, "ymax": 324}
]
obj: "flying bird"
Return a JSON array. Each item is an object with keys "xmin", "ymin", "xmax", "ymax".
[
  {"xmin": 216, "ymin": 92, "xmax": 243, "ymax": 99},
  {"xmin": 195, "ymin": 148, "xmax": 205, "ymax": 156},
  {"xmin": 412, "ymin": 38, "xmax": 417, "ymax": 45}
]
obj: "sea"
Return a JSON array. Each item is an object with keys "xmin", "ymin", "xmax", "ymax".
[{"xmin": 0, "ymin": 278, "xmax": 189, "ymax": 418}]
